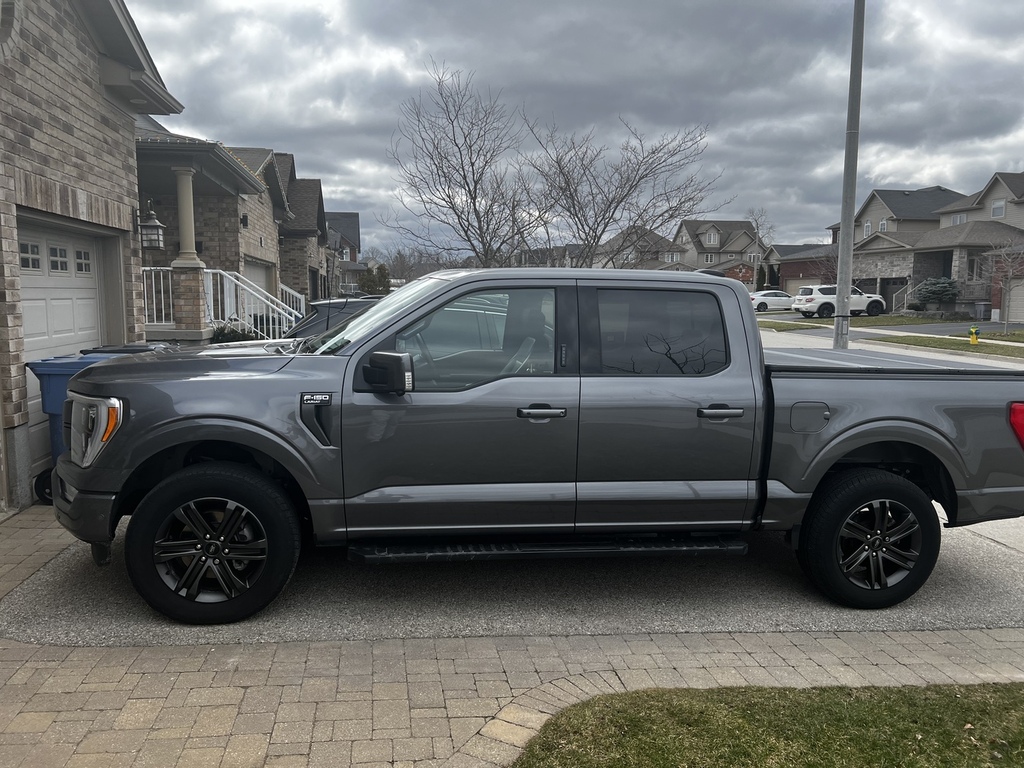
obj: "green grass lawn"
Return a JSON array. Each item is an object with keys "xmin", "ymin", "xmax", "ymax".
[
  {"xmin": 511, "ymin": 684, "xmax": 1024, "ymax": 768},
  {"xmin": 872, "ymin": 336, "xmax": 1024, "ymax": 359},
  {"xmin": 757, "ymin": 314, "xmax": 947, "ymax": 329}
]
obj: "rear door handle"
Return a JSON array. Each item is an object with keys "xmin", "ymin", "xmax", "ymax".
[{"xmin": 697, "ymin": 405, "xmax": 744, "ymax": 420}]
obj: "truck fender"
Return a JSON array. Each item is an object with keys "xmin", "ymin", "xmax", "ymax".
[
  {"xmin": 122, "ymin": 417, "xmax": 326, "ymax": 498},
  {"xmin": 798, "ymin": 418, "xmax": 968, "ymax": 492}
]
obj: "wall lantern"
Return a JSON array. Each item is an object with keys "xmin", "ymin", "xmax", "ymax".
[{"xmin": 134, "ymin": 200, "xmax": 166, "ymax": 250}]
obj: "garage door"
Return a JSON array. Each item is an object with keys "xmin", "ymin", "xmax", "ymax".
[
  {"xmin": 784, "ymin": 278, "xmax": 811, "ymax": 296},
  {"xmin": 1008, "ymin": 281, "xmax": 1024, "ymax": 322},
  {"xmin": 20, "ymin": 229, "xmax": 102, "ymax": 480},
  {"xmin": 244, "ymin": 258, "xmax": 273, "ymax": 293}
]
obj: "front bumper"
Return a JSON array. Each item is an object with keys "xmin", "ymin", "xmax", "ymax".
[{"xmin": 52, "ymin": 458, "xmax": 118, "ymax": 544}]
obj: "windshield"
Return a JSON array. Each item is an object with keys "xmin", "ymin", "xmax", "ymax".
[{"xmin": 304, "ymin": 277, "xmax": 448, "ymax": 354}]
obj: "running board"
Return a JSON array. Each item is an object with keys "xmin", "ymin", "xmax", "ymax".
[{"xmin": 347, "ymin": 535, "xmax": 747, "ymax": 563}]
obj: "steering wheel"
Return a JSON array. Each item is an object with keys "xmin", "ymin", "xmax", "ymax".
[
  {"xmin": 500, "ymin": 337, "xmax": 536, "ymax": 374},
  {"xmin": 412, "ymin": 333, "xmax": 439, "ymax": 380}
]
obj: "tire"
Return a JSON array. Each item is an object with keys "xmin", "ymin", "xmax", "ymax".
[
  {"xmin": 801, "ymin": 312, "xmax": 814, "ymax": 318},
  {"xmin": 125, "ymin": 462, "xmax": 301, "ymax": 624},
  {"xmin": 33, "ymin": 469, "xmax": 53, "ymax": 505},
  {"xmin": 798, "ymin": 468, "xmax": 940, "ymax": 609},
  {"xmin": 817, "ymin": 304, "xmax": 835, "ymax": 318},
  {"xmin": 867, "ymin": 301, "xmax": 883, "ymax": 316},
  {"xmin": 851, "ymin": 311, "xmax": 863, "ymax": 317},
  {"xmin": 756, "ymin": 302, "xmax": 768, "ymax": 312}
]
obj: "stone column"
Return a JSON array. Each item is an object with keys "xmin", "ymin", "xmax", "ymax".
[{"xmin": 167, "ymin": 167, "xmax": 212, "ymax": 341}]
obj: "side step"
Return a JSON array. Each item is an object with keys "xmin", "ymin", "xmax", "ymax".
[{"xmin": 347, "ymin": 535, "xmax": 747, "ymax": 563}]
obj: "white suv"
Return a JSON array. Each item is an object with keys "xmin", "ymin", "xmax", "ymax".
[{"xmin": 792, "ymin": 285, "xmax": 885, "ymax": 318}]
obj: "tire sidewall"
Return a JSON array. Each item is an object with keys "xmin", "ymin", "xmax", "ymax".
[
  {"xmin": 125, "ymin": 463, "xmax": 300, "ymax": 624},
  {"xmin": 800, "ymin": 470, "xmax": 940, "ymax": 609}
]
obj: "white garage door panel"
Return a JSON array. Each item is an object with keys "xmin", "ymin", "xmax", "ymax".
[
  {"xmin": 1009, "ymin": 281, "xmax": 1024, "ymax": 322},
  {"xmin": 20, "ymin": 230, "xmax": 103, "ymax": 480}
]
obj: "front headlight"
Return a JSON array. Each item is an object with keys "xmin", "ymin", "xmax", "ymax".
[{"xmin": 69, "ymin": 393, "xmax": 123, "ymax": 467}]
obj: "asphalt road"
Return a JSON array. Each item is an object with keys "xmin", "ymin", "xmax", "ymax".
[{"xmin": 3, "ymin": 517, "xmax": 1023, "ymax": 647}]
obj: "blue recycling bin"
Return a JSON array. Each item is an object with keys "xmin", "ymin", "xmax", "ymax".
[{"xmin": 26, "ymin": 344, "xmax": 167, "ymax": 503}]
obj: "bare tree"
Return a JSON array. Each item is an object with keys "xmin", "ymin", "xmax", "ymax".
[
  {"xmin": 746, "ymin": 207, "xmax": 775, "ymax": 288},
  {"xmin": 385, "ymin": 63, "xmax": 537, "ymax": 268},
  {"xmin": 526, "ymin": 119, "xmax": 722, "ymax": 268}
]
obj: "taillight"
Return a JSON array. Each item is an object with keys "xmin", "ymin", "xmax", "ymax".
[{"xmin": 1010, "ymin": 403, "xmax": 1024, "ymax": 450}]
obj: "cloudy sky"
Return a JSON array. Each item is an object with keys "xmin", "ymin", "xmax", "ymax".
[{"xmin": 125, "ymin": 0, "xmax": 1024, "ymax": 251}]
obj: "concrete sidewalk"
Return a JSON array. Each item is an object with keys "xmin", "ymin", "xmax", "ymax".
[{"xmin": 2, "ymin": 508, "xmax": 1024, "ymax": 767}]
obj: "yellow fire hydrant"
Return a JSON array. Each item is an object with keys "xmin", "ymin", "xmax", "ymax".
[{"xmin": 969, "ymin": 325, "xmax": 981, "ymax": 345}]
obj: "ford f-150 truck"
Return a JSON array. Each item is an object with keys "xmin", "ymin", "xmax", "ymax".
[{"xmin": 52, "ymin": 269, "xmax": 1024, "ymax": 624}]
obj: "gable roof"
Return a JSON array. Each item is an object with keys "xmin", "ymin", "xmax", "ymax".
[
  {"xmin": 769, "ymin": 244, "xmax": 822, "ymax": 259},
  {"xmin": 226, "ymin": 147, "xmax": 291, "ymax": 218},
  {"xmin": 936, "ymin": 172, "xmax": 1024, "ymax": 213},
  {"xmin": 76, "ymin": 0, "xmax": 183, "ymax": 114},
  {"xmin": 281, "ymin": 178, "xmax": 326, "ymax": 243},
  {"xmin": 325, "ymin": 212, "xmax": 361, "ymax": 251},
  {"xmin": 912, "ymin": 220, "xmax": 1024, "ymax": 250},
  {"xmin": 674, "ymin": 219, "xmax": 760, "ymax": 249},
  {"xmin": 829, "ymin": 186, "xmax": 966, "ymax": 230}
]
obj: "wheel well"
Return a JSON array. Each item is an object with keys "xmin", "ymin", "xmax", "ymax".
[
  {"xmin": 815, "ymin": 440, "xmax": 958, "ymax": 523},
  {"xmin": 112, "ymin": 441, "xmax": 312, "ymax": 538}
]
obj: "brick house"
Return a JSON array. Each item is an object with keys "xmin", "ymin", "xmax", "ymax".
[
  {"xmin": 326, "ymin": 212, "xmax": 364, "ymax": 294},
  {"xmin": 0, "ymin": 0, "xmax": 181, "ymax": 510}
]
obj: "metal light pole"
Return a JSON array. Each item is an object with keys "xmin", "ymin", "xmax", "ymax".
[{"xmin": 833, "ymin": 0, "xmax": 865, "ymax": 349}]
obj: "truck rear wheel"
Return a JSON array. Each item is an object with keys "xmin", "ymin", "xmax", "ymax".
[
  {"xmin": 125, "ymin": 462, "xmax": 301, "ymax": 624},
  {"xmin": 798, "ymin": 468, "xmax": 939, "ymax": 609},
  {"xmin": 817, "ymin": 304, "xmax": 834, "ymax": 318}
]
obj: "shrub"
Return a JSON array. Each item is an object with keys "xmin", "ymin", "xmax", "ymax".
[
  {"xmin": 915, "ymin": 277, "xmax": 959, "ymax": 304},
  {"xmin": 211, "ymin": 325, "xmax": 259, "ymax": 344}
]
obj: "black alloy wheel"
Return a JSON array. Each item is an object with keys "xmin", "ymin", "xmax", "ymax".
[
  {"xmin": 757, "ymin": 302, "xmax": 769, "ymax": 312},
  {"xmin": 867, "ymin": 301, "xmax": 883, "ymax": 316},
  {"xmin": 125, "ymin": 462, "xmax": 300, "ymax": 624},
  {"xmin": 798, "ymin": 468, "xmax": 940, "ymax": 609},
  {"xmin": 818, "ymin": 304, "xmax": 835, "ymax": 318}
]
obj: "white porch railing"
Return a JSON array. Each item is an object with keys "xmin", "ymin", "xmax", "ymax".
[
  {"xmin": 280, "ymin": 284, "xmax": 306, "ymax": 317},
  {"xmin": 143, "ymin": 267, "xmax": 174, "ymax": 325},
  {"xmin": 142, "ymin": 267, "xmax": 304, "ymax": 339}
]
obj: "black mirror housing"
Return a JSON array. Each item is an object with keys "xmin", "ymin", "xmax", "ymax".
[{"xmin": 363, "ymin": 352, "xmax": 414, "ymax": 395}]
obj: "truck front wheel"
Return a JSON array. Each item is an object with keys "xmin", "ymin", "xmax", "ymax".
[
  {"xmin": 125, "ymin": 462, "xmax": 301, "ymax": 624},
  {"xmin": 798, "ymin": 468, "xmax": 939, "ymax": 609}
]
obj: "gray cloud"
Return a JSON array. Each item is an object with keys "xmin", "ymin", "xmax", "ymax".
[{"xmin": 127, "ymin": 0, "xmax": 1024, "ymax": 249}]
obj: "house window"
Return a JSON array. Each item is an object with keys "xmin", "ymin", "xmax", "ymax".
[
  {"xmin": 863, "ymin": 220, "xmax": 871, "ymax": 237},
  {"xmin": 703, "ymin": 254, "xmax": 715, "ymax": 264},
  {"xmin": 705, "ymin": 231, "xmax": 719, "ymax": 245},
  {"xmin": 746, "ymin": 253, "xmax": 758, "ymax": 263},
  {"xmin": 75, "ymin": 249, "xmax": 91, "ymax": 274},
  {"xmin": 992, "ymin": 198, "xmax": 1006, "ymax": 218},
  {"xmin": 951, "ymin": 213, "xmax": 967, "ymax": 225},
  {"xmin": 664, "ymin": 253, "xmax": 679, "ymax": 263},
  {"xmin": 968, "ymin": 257, "xmax": 985, "ymax": 281},
  {"xmin": 878, "ymin": 219, "xmax": 887, "ymax": 232},
  {"xmin": 19, "ymin": 241, "xmax": 41, "ymax": 271},
  {"xmin": 49, "ymin": 246, "xmax": 69, "ymax": 273}
]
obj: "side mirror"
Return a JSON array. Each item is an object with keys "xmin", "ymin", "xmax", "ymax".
[{"xmin": 362, "ymin": 352, "xmax": 414, "ymax": 395}]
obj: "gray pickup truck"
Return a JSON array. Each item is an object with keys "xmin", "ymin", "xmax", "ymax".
[{"xmin": 53, "ymin": 269, "xmax": 1024, "ymax": 624}]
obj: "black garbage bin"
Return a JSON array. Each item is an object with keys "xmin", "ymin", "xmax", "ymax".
[{"xmin": 26, "ymin": 343, "xmax": 169, "ymax": 504}]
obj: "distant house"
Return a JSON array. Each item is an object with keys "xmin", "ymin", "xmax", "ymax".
[
  {"xmin": 326, "ymin": 212, "xmax": 365, "ymax": 294},
  {"xmin": 595, "ymin": 227, "xmax": 687, "ymax": 270},
  {"xmin": 765, "ymin": 244, "xmax": 830, "ymax": 293},
  {"xmin": 839, "ymin": 177, "xmax": 1024, "ymax": 316},
  {"xmin": 673, "ymin": 220, "xmax": 766, "ymax": 286}
]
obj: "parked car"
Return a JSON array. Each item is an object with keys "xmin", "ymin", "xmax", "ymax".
[
  {"xmin": 53, "ymin": 269, "xmax": 1024, "ymax": 624},
  {"xmin": 749, "ymin": 290, "xmax": 793, "ymax": 312},
  {"xmin": 284, "ymin": 297, "xmax": 381, "ymax": 338},
  {"xmin": 792, "ymin": 285, "xmax": 885, "ymax": 318}
]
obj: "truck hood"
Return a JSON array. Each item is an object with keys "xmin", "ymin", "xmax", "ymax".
[{"xmin": 69, "ymin": 344, "xmax": 293, "ymax": 390}]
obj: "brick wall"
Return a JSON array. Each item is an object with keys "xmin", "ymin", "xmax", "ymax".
[{"xmin": 1, "ymin": 0, "xmax": 144, "ymax": 506}]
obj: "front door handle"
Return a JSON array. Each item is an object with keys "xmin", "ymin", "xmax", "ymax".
[
  {"xmin": 517, "ymin": 406, "xmax": 567, "ymax": 419},
  {"xmin": 697, "ymin": 405, "xmax": 745, "ymax": 420}
]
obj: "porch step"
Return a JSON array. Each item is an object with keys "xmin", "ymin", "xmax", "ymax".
[{"xmin": 347, "ymin": 535, "xmax": 747, "ymax": 563}]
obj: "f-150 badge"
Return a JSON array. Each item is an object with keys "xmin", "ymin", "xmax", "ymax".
[{"xmin": 301, "ymin": 393, "xmax": 333, "ymax": 405}]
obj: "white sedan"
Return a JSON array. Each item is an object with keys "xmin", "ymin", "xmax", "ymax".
[{"xmin": 749, "ymin": 290, "xmax": 793, "ymax": 312}]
